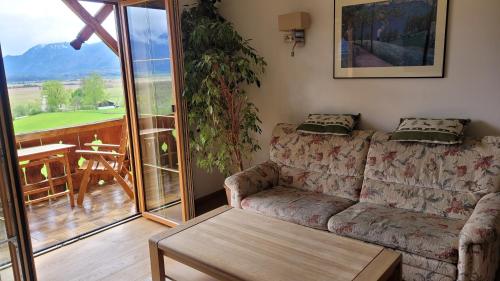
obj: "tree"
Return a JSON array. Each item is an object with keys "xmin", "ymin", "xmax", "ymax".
[
  {"xmin": 369, "ymin": 3, "xmax": 401, "ymax": 50},
  {"xmin": 41, "ymin": 81, "xmax": 69, "ymax": 112},
  {"xmin": 71, "ymin": 88, "xmax": 84, "ymax": 110},
  {"xmin": 81, "ymin": 73, "xmax": 107, "ymax": 109},
  {"xmin": 356, "ymin": 6, "xmax": 371, "ymax": 47},
  {"xmin": 422, "ymin": 0, "xmax": 438, "ymax": 65},
  {"xmin": 182, "ymin": 0, "xmax": 266, "ymax": 175}
]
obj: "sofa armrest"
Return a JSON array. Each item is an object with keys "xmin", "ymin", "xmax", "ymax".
[
  {"xmin": 458, "ymin": 193, "xmax": 500, "ymax": 281},
  {"xmin": 224, "ymin": 161, "xmax": 279, "ymax": 208},
  {"xmin": 461, "ymin": 193, "xmax": 500, "ymax": 244}
]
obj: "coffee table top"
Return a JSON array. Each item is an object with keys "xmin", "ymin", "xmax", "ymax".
[{"xmin": 152, "ymin": 206, "xmax": 400, "ymax": 281}]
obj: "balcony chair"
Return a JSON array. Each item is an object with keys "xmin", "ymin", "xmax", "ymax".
[{"xmin": 76, "ymin": 118, "xmax": 134, "ymax": 206}]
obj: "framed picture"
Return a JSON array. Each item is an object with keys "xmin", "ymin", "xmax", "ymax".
[{"xmin": 334, "ymin": 0, "xmax": 449, "ymax": 78}]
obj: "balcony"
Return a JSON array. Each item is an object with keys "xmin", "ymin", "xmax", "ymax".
[{"xmin": 15, "ymin": 118, "xmax": 137, "ymax": 252}]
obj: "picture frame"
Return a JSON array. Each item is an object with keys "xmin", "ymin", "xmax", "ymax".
[{"xmin": 334, "ymin": 0, "xmax": 449, "ymax": 79}]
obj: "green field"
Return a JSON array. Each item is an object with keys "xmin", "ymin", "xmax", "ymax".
[
  {"xmin": 8, "ymin": 80, "xmax": 125, "ymax": 110},
  {"xmin": 13, "ymin": 109, "xmax": 126, "ymax": 134},
  {"xmin": 9, "ymin": 78, "xmax": 175, "ymax": 134},
  {"xmin": 8, "ymin": 79, "xmax": 126, "ymax": 134}
]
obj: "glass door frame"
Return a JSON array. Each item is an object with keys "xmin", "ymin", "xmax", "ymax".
[
  {"xmin": 0, "ymin": 45, "xmax": 37, "ymax": 281},
  {"xmin": 117, "ymin": 0, "xmax": 194, "ymax": 227}
]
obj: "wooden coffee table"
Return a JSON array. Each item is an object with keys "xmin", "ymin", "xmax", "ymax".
[{"xmin": 150, "ymin": 206, "xmax": 401, "ymax": 281}]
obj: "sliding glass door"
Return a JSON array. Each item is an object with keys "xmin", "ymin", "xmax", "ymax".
[
  {"xmin": 0, "ymin": 45, "xmax": 36, "ymax": 281},
  {"xmin": 120, "ymin": 0, "xmax": 190, "ymax": 226},
  {"xmin": 0, "ymin": 152, "xmax": 26, "ymax": 281}
]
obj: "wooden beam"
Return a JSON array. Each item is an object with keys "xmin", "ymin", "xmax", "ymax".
[
  {"xmin": 71, "ymin": 4, "xmax": 114, "ymax": 50},
  {"xmin": 84, "ymin": 0, "xmax": 119, "ymax": 3},
  {"xmin": 62, "ymin": 0, "xmax": 119, "ymax": 56},
  {"xmin": 119, "ymin": 0, "xmax": 152, "ymax": 6}
]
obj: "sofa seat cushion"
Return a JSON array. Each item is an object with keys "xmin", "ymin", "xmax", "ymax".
[
  {"xmin": 399, "ymin": 251, "xmax": 457, "ymax": 279},
  {"xmin": 403, "ymin": 264, "xmax": 455, "ymax": 281},
  {"xmin": 328, "ymin": 203, "xmax": 466, "ymax": 263},
  {"xmin": 241, "ymin": 186, "xmax": 355, "ymax": 230}
]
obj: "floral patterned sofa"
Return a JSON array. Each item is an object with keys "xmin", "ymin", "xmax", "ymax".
[
  {"xmin": 225, "ymin": 123, "xmax": 373, "ymax": 230},
  {"xmin": 225, "ymin": 124, "xmax": 500, "ymax": 281}
]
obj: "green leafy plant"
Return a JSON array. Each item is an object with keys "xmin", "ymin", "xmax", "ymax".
[
  {"xmin": 182, "ymin": 0, "xmax": 266, "ymax": 175},
  {"xmin": 13, "ymin": 102, "xmax": 42, "ymax": 118}
]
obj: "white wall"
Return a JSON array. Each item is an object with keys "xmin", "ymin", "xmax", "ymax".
[
  {"xmin": 218, "ymin": 0, "xmax": 500, "ymax": 164},
  {"xmin": 192, "ymin": 165, "xmax": 225, "ymax": 199}
]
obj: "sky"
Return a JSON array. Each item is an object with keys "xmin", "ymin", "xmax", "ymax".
[{"xmin": 0, "ymin": 0, "xmax": 118, "ymax": 56}]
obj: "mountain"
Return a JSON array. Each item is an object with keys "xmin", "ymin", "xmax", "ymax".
[
  {"xmin": 3, "ymin": 42, "xmax": 121, "ymax": 82},
  {"xmin": 130, "ymin": 32, "xmax": 172, "ymax": 78},
  {"xmin": 3, "ymin": 39, "xmax": 171, "ymax": 83}
]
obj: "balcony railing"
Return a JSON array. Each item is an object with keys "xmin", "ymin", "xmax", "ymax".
[
  {"xmin": 15, "ymin": 115, "xmax": 178, "ymax": 199},
  {"xmin": 15, "ymin": 118, "xmax": 126, "ymax": 196}
]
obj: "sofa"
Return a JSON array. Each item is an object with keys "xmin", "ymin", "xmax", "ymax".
[{"xmin": 225, "ymin": 123, "xmax": 500, "ymax": 281}]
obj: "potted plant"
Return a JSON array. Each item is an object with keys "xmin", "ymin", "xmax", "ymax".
[{"xmin": 182, "ymin": 0, "xmax": 266, "ymax": 175}]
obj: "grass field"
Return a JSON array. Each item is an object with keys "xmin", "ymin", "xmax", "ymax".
[
  {"xmin": 8, "ymin": 79, "xmax": 126, "ymax": 134},
  {"xmin": 8, "ymin": 79, "xmax": 125, "ymax": 110},
  {"xmin": 8, "ymin": 78, "xmax": 176, "ymax": 134},
  {"xmin": 13, "ymin": 109, "xmax": 126, "ymax": 135}
]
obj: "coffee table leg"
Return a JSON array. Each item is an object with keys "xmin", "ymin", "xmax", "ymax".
[
  {"xmin": 388, "ymin": 261, "xmax": 402, "ymax": 281},
  {"xmin": 150, "ymin": 241, "xmax": 166, "ymax": 281}
]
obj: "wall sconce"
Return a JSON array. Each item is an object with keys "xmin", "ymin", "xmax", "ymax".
[{"xmin": 278, "ymin": 12, "xmax": 311, "ymax": 57}]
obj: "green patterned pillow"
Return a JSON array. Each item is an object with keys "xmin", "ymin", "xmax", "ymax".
[
  {"xmin": 390, "ymin": 118, "xmax": 471, "ymax": 144},
  {"xmin": 297, "ymin": 114, "xmax": 361, "ymax": 135}
]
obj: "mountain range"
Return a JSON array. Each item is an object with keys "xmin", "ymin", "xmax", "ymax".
[{"xmin": 3, "ymin": 38, "xmax": 171, "ymax": 83}]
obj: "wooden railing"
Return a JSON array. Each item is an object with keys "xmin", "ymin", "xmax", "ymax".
[
  {"xmin": 16, "ymin": 119, "xmax": 126, "ymax": 194},
  {"xmin": 15, "ymin": 115, "xmax": 178, "ymax": 198}
]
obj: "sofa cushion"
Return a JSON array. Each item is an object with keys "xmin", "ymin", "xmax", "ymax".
[
  {"xmin": 270, "ymin": 123, "xmax": 373, "ymax": 201},
  {"xmin": 328, "ymin": 203, "xmax": 466, "ymax": 263},
  {"xmin": 362, "ymin": 132, "xmax": 500, "ymax": 220},
  {"xmin": 241, "ymin": 186, "xmax": 355, "ymax": 230},
  {"xmin": 399, "ymin": 251, "xmax": 457, "ymax": 279},
  {"xmin": 403, "ymin": 264, "xmax": 455, "ymax": 281},
  {"xmin": 279, "ymin": 165, "xmax": 363, "ymax": 201}
]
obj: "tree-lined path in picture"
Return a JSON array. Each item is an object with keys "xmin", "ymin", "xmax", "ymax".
[{"xmin": 341, "ymin": 0, "xmax": 439, "ymax": 68}]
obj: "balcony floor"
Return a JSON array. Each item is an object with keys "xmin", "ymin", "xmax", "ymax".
[{"xmin": 26, "ymin": 182, "xmax": 138, "ymax": 252}]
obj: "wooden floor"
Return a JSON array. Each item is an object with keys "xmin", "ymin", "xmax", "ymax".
[
  {"xmin": 34, "ymin": 218, "xmax": 215, "ymax": 281},
  {"xmin": 26, "ymin": 182, "xmax": 137, "ymax": 252},
  {"xmin": 0, "ymin": 189, "xmax": 226, "ymax": 281}
]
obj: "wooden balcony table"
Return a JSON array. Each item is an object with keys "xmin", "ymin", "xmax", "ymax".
[{"xmin": 17, "ymin": 144, "xmax": 76, "ymax": 207}]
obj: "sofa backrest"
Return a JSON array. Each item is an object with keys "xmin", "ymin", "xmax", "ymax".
[
  {"xmin": 270, "ymin": 124, "xmax": 373, "ymax": 201},
  {"xmin": 361, "ymin": 132, "xmax": 500, "ymax": 220}
]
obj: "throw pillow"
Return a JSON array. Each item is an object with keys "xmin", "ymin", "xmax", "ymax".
[
  {"xmin": 297, "ymin": 114, "xmax": 361, "ymax": 135},
  {"xmin": 390, "ymin": 118, "xmax": 470, "ymax": 144}
]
